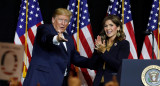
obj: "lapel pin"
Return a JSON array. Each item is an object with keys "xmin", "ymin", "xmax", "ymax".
[{"xmin": 114, "ymin": 43, "xmax": 117, "ymax": 46}]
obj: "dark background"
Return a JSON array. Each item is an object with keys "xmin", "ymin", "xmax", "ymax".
[{"xmin": 0, "ymin": 0, "xmax": 152, "ymax": 58}]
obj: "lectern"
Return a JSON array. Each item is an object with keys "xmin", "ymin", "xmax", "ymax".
[{"xmin": 120, "ymin": 59, "xmax": 160, "ymax": 86}]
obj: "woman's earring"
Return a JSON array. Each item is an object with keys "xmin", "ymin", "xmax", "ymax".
[{"xmin": 116, "ymin": 30, "xmax": 120, "ymax": 37}]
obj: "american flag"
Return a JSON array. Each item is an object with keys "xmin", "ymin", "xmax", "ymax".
[
  {"xmin": 140, "ymin": 0, "xmax": 160, "ymax": 59},
  {"xmin": 67, "ymin": 0, "xmax": 95, "ymax": 86},
  {"xmin": 107, "ymin": 0, "xmax": 138, "ymax": 59},
  {"xmin": 14, "ymin": 0, "xmax": 43, "ymax": 84}
]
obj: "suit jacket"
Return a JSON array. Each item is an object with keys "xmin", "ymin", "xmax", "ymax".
[
  {"xmin": 91, "ymin": 40, "xmax": 130, "ymax": 86},
  {"xmin": 23, "ymin": 24, "xmax": 90, "ymax": 86}
]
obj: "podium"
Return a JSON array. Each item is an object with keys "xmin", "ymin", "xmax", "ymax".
[{"xmin": 120, "ymin": 59, "xmax": 160, "ymax": 86}]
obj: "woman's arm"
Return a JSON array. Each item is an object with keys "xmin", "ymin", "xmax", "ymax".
[{"xmin": 101, "ymin": 40, "xmax": 130, "ymax": 71}]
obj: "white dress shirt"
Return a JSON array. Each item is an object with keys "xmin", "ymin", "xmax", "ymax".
[
  {"xmin": 53, "ymin": 34, "xmax": 67, "ymax": 51},
  {"xmin": 52, "ymin": 34, "xmax": 68, "ymax": 76}
]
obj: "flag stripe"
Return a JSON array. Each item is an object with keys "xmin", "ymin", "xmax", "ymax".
[
  {"xmin": 73, "ymin": 34, "xmax": 88, "ymax": 57},
  {"xmin": 124, "ymin": 22, "xmax": 137, "ymax": 59},
  {"xmin": 144, "ymin": 35, "xmax": 153, "ymax": 59},
  {"xmin": 23, "ymin": 52, "xmax": 30, "ymax": 68},
  {"xmin": 14, "ymin": 0, "xmax": 43, "ymax": 84},
  {"xmin": 140, "ymin": 0, "xmax": 160, "ymax": 60},
  {"xmin": 87, "ymin": 24, "xmax": 94, "ymax": 44},
  {"xmin": 26, "ymin": 43, "xmax": 32, "ymax": 62},
  {"xmin": 107, "ymin": 0, "xmax": 138, "ymax": 59},
  {"xmin": 73, "ymin": 27, "xmax": 95, "ymax": 86},
  {"xmin": 14, "ymin": 33, "xmax": 22, "ymax": 44},
  {"xmin": 153, "ymin": 30, "xmax": 159, "ymax": 58},
  {"xmin": 67, "ymin": 0, "xmax": 95, "ymax": 85},
  {"xmin": 143, "ymin": 33, "xmax": 158, "ymax": 59},
  {"xmin": 27, "ymin": 33, "xmax": 33, "ymax": 57},
  {"xmin": 128, "ymin": 52, "xmax": 133, "ymax": 59},
  {"xmin": 125, "ymin": 22, "xmax": 137, "ymax": 51},
  {"xmin": 83, "ymin": 25, "xmax": 94, "ymax": 54},
  {"xmin": 28, "ymin": 28, "xmax": 35, "ymax": 45},
  {"xmin": 79, "ymin": 28, "xmax": 93, "ymax": 58},
  {"xmin": 72, "ymin": 35, "xmax": 95, "ymax": 86},
  {"xmin": 140, "ymin": 43, "xmax": 150, "ymax": 59},
  {"xmin": 153, "ymin": 29, "xmax": 159, "ymax": 48},
  {"xmin": 87, "ymin": 68, "xmax": 96, "ymax": 81},
  {"xmin": 78, "ymin": 69, "xmax": 88, "ymax": 86},
  {"xmin": 80, "ymin": 68, "xmax": 93, "ymax": 86}
]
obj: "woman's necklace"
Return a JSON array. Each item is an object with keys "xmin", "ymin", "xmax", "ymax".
[{"xmin": 106, "ymin": 42, "xmax": 113, "ymax": 51}]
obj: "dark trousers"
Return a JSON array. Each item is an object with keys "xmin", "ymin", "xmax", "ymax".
[
  {"xmin": 0, "ymin": 80, "xmax": 9, "ymax": 86},
  {"xmin": 62, "ymin": 76, "xmax": 68, "ymax": 86},
  {"xmin": 99, "ymin": 82, "xmax": 104, "ymax": 86}
]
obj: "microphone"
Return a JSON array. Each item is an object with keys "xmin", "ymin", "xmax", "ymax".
[{"xmin": 144, "ymin": 29, "xmax": 152, "ymax": 35}]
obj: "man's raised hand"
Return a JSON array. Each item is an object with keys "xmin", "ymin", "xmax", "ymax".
[{"xmin": 57, "ymin": 30, "xmax": 68, "ymax": 42}]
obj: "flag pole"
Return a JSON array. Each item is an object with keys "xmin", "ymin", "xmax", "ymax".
[
  {"xmin": 122, "ymin": 0, "xmax": 124, "ymax": 31},
  {"xmin": 158, "ymin": 0, "xmax": 160, "ymax": 59},
  {"xmin": 75, "ymin": 0, "xmax": 80, "ymax": 77},
  {"xmin": 77, "ymin": 0, "xmax": 80, "ymax": 52},
  {"xmin": 23, "ymin": 0, "xmax": 29, "ymax": 78}
]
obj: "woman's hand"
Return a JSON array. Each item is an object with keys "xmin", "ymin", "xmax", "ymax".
[{"xmin": 95, "ymin": 35, "xmax": 106, "ymax": 53}]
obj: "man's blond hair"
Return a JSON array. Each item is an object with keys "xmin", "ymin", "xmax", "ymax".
[{"xmin": 52, "ymin": 8, "xmax": 72, "ymax": 18}]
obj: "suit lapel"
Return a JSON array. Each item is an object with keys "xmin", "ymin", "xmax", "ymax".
[
  {"xmin": 64, "ymin": 33, "xmax": 70, "ymax": 55},
  {"xmin": 59, "ymin": 33, "xmax": 70, "ymax": 55},
  {"xmin": 109, "ymin": 42, "xmax": 118, "ymax": 53},
  {"xmin": 49, "ymin": 24, "xmax": 69, "ymax": 55},
  {"xmin": 60, "ymin": 42, "xmax": 67, "ymax": 52},
  {"xmin": 49, "ymin": 24, "xmax": 71, "ymax": 55}
]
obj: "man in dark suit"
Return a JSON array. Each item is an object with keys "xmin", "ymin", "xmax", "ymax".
[{"xmin": 23, "ymin": 8, "xmax": 90, "ymax": 86}]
